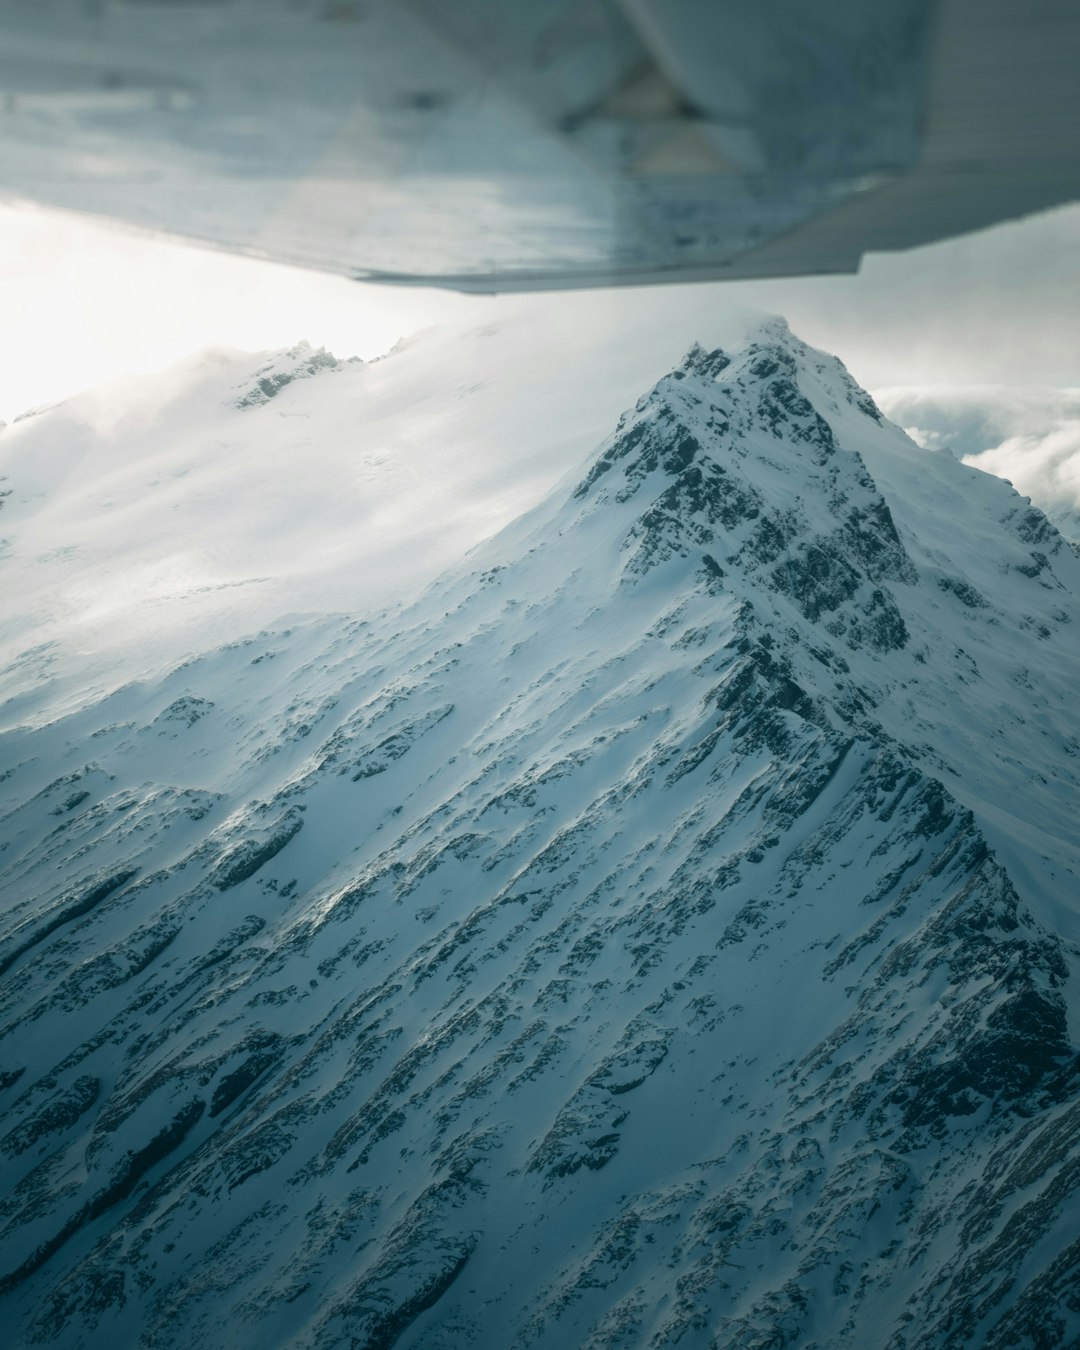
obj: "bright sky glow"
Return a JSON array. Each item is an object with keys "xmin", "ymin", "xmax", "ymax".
[
  {"xmin": 0, "ymin": 201, "xmax": 474, "ymax": 422},
  {"xmin": 2, "ymin": 196, "xmax": 1079, "ymax": 425}
]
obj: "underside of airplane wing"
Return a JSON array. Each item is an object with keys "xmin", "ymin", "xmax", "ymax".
[{"xmin": 0, "ymin": 0, "xmax": 1077, "ymax": 291}]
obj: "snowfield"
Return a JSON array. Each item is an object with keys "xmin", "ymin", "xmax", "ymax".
[{"xmin": 0, "ymin": 314, "xmax": 1077, "ymax": 1349}]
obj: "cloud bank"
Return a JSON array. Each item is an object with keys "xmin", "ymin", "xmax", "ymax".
[{"xmin": 875, "ymin": 385, "xmax": 1080, "ymax": 546}]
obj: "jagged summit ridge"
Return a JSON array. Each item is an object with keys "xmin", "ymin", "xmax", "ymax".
[
  {"xmin": 0, "ymin": 322, "xmax": 1077, "ymax": 1349},
  {"xmin": 572, "ymin": 326, "xmax": 916, "ymax": 658},
  {"xmin": 232, "ymin": 340, "xmax": 352, "ymax": 410}
]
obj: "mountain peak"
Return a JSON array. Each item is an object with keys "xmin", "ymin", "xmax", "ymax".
[
  {"xmin": 232, "ymin": 341, "xmax": 349, "ymax": 410},
  {"xmin": 678, "ymin": 340, "xmax": 732, "ymax": 380},
  {"xmin": 733, "ymin": 314, "xmax": 885, "ymax": 427},
  {"xmin": 570, "ymin": 326, "xmax": 916, "ymax": 659}
]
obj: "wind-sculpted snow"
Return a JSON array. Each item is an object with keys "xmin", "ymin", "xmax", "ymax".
[
  {"xmin": 0, "ymin": 321, "xmax": 1078, "ymax": 1349},
  {"xmin": 231, "ymin": 341, "xmax": 349, "ymax": 411}
]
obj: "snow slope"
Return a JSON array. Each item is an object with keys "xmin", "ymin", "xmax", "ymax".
[
  {"xmin": 0, "ymin": 297, "xmax": 767, "ymax": 715},
  {"xmin": 0, "ymin": 319, "xmax": 1077, "ymax": 1349}
]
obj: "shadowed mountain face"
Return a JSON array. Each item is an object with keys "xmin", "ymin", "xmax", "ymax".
[{"xmin": 0, "ymin": 320, "xmax": 1078, "ymax": 1349}]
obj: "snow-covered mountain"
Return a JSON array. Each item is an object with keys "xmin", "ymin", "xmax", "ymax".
[
  {"xmin": 0, "ymin": 298, "xmax": 760, "ymax": 711},
  {"xmin": 0, "ymin": 319, "xmax": 1078, "ymax": 1349}
]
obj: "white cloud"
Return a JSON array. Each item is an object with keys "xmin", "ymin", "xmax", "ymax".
[
  {"xmin": 875, "ymin": 385, "xmax": 1080, "ymax": 543},
  {"xmin": 964, "ymin": 427, "xmax": 1080, "ymax": 542}
]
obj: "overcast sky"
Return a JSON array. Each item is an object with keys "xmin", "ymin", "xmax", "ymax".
[{"xmin": 2, "ymin": 198, "xmax": 1079, "ymax": 427}]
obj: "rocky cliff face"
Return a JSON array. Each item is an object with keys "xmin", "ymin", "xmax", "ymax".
[{"xmin": 0, "ymin": 320, "xmax": 1077, "ymax": 1349}]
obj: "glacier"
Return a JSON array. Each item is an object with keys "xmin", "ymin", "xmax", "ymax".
[{"xmin": 0, "ymin": 316, "xmax": 1077, "ymax": 1348}]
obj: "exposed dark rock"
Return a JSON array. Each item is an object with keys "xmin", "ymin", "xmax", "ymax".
[{"xmin": 210, "ymin": 810, "xmax": 304, "ymax": 890}]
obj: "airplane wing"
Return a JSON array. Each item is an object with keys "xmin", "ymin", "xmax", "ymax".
[{"xmin": 0, "ymin": 0, "xmax": 1076, "ymax": 291}]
